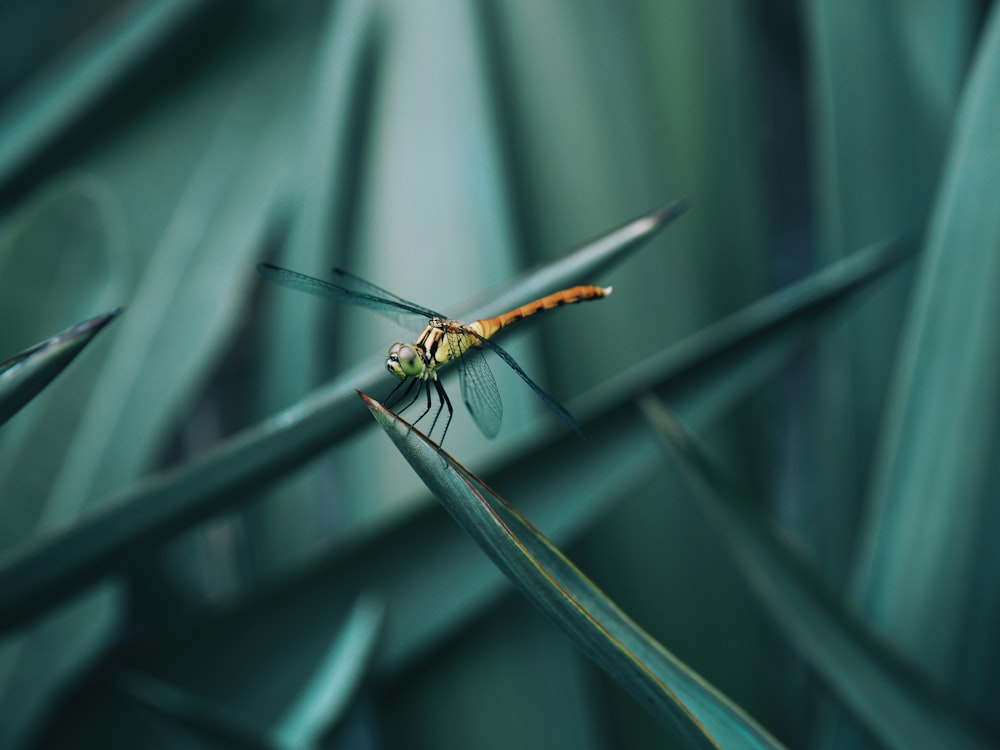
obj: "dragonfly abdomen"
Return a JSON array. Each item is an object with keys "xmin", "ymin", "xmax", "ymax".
[{"xmin": 471, "ymin": 285, "xmax": 612, "ymax": 340}]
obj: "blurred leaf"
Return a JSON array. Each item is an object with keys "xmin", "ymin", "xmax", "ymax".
[
  {"xmin": 245, "ymin": 0, "xmax": 380, "ymax": 570},
  {"xmin": 271, "ymin": 593, "xmax": 384, "ymax": 749},
  {"xmin": 0, "ymin": 0, "xmax": 223, "ymax": 195},
  {"xmin": 363, "ymin": 393, "xmax": 785, "ymax": 750},
  {"xmin": 0, "ymin": 175, "xmax": 127, "ymax": 750},
  {"xmin": 807, "ymin": 0, "xmax": 958, "ymax": 257},
  {"xmin": 482, "ymin": 200, "xmax": 687, "ymax": 314},
  {"xmin": 0, "ymin": 231, "xmax": 908, "ymax": 637},
  {"xmin": 115, "ymin": 668, "xmax": 279, "ymax": 750},
  {"xmin": 800, "ymin": 0, "xmax": 961, "ymax": 583},
  {"xmin": 0, "ymin": 4, "xmax": 321, "ymax": 747},
  {"xmin": 0, "ymin": 309, "xmax": 119, "ymax": 428},
  {"xmin": 0, "ymin": 586, "xmax": 120, "ymax": 750},
  {"xmin": 115, "ymin": 594, "xmax": 384, "ymax": 750},
  {"xmin": 893, "ymin": 0, "xmax": 978, "ymax": 127},
  {"xmin": 850, "ymin": 0, "xmax": 1000, "ymax": 726},
  {"xmin": 640, "ymin": 398, "xmax": 994, "ymax": 750},
  {"xmin": 37, "ymin": 68, "xmax": 295, "ymax": 530},
  {"xmin": 0, "ymin": 176, "xmax": 127, "ymax": 546},
  {"xmin": 586, "ymin": 238, "xmax": 914, "ymax": 428}
]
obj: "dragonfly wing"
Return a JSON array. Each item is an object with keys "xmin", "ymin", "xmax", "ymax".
[
  {"xmin": 257, "ymin": 263, "xmax": 439, "ymax": 327},
  {"xmin": 330, "ymin": 269, "xmax": 442, "ymax": 317},
  {"xmin": 474, "ymin": 335, "xmax": 584, "ymax": 439},
  {"xmin": 455, "ymin": 342, "xmax": 503, "ymax": 439}
]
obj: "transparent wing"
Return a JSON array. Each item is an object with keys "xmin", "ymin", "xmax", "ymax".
[
  {"xmin": 257, "ymin": 263, "xmax": 441, "ymax": 327},
  {"xmin": 330, "ymin": 268, "xmax": 444, "ymax": 318},
  {"xmin": 454, "ymin": 336, "xmax": 503, "ymax": 439},
  {"xmin": 468, "ymin": 331, "xmax": 584, "ymax": 439}
]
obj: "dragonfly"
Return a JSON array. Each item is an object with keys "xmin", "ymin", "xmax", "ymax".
[{"xmin": 257, "ymin": 263, "xmax": 612, "ymax": 445}]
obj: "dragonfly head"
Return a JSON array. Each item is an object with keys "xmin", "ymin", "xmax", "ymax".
[{"xmin": 387, "ymin": 342, "xmax": 424, "ymax": 380}]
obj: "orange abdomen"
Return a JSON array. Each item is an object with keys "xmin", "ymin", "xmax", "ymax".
[{"xmin": 470, "ymin": 285, "xmax": 612, "ymax": 341}]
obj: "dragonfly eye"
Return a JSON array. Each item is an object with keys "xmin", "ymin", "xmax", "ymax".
[{"xmin": 387, "ymin": 342, "xmax": 423, "ymax": 379}]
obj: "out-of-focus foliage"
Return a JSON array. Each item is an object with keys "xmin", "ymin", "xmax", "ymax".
[
  {"xmin": 0, "ymin": 310, "xmax": 119, "ymax": 427},
  {"xmin": 1, "ymin": 0, "xmax": 998, "ymax": 749}
]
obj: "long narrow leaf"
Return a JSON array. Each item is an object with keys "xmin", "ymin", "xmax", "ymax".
[
  {"xmin": 0, "ymin": 9, "xmax": 320, "ymax": 745},
  {"xmin": 272, "ymin": 594, "xmax": 385, "ymax": 748},
  {"xmin": 852, "ymin": 0, "xmax": 1000, "ymax": 716},
  {"xmin": 363, "ymin": 393, "xmax": 785, "ymax": 749},
  {"xmin": 115, "ymin": 669, "xmax": 281, "ymax": 750},
  {"xmin": 115, "ymin": 594, "xmax": 384, "ymax": 750},
  {"xmin": 0, "ymin": 0, "xmax": 217, "ymax": 192},
  {"xmin": 0, "ymin": 310, "xmax": 120, "ymax": 428},
  {"xmin": 801, "ymin": 0, "xmax": 950, "ymax": 587},
  {"xmin": 482, "ymin": 200, "xmax": 685, "ymax": 314},
  {"xmin": 574, "ymin": 238, "xmax": 913, "ymax": 430},
  {"xmin": 641, "ymin": 398, "xmax": 993, "ymax": 750}
]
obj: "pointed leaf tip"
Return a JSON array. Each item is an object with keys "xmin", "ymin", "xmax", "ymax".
[
  {"xmin": 631, "ymin": 200, "xmax": 688, "ymax": 237},
  {"xmin": 0, "ymin": 309, "xmax": 122, "ymax": 427},
  {"xmin": 67, "ymin": 307, "xmax": 122, "ymax": 338},
  {"xmin": 357, "ymin": 389, "xmax": 382, "ymax": 418},
  {"xmin": 655, "ymin": 199, "xmax": 689, "ymax": 223},
  {"xmin": 359, "ymin": 389, "xmax": 424, "ymax": 443}
]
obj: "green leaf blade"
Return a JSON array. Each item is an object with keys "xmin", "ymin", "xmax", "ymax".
[
  {"xmin": 271, "ymin": 593, "xmax": 385, "ymax": 748},
  {"xmin": 363, "ymin": 392, "xmax": 787, "ymax": 750},
  {"xmin": 642, "ymin": 399, "xmax": 994, "ymax": 750},
  {"xmin": 0, "ymin": 309, "xmax": 120, "ymax": 428},
  {"xmin": 851, "ymin": 0, "xmax": 1000, "ymax": 719},
  {"xmin": 0, "ymin": 0, "xmax": 216, "ymax": 193}
]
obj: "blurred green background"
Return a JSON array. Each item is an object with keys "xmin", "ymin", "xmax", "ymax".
[{"xmin": 1, "ymin": 0, "xmax": 999, "ymax": 748}]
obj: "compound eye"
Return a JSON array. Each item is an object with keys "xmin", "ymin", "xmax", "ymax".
[{"xmin": 387, "ymin": 342, "xmax": 422, "ymax": 379}]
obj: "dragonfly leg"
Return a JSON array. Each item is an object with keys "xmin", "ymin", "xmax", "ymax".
[
  {"xmin": 387, "ymin": 377, "xmax": 420, "ymax": 414},
  {"xmin": 385, "ymin": 378, "xmax": 412, "ymax": 409},
  {"xmin": 408, "ymin": 379, "xmax": 435, "ymax": 431},
  {"xmin": 384, "ymin": 379, "xmax": 426, "ymax": 437},
  {"xmin": 428, "ymin": 378, "xmax": 454, "ymax": 449}
]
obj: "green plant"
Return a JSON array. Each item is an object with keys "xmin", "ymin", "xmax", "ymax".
[{"xmin": 1, "ymin": 2, "xmax": 998, "ymax": 749}]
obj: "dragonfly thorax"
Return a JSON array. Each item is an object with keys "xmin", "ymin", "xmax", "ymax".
[{"xmin": 387, "ymin": 317, "xmax": 471, "ymax": 381}]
